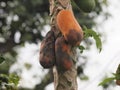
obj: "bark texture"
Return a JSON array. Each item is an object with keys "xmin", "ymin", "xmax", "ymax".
[{"xmin": 49, "ymin": 0, "xmax": 78, "ymax": 90}]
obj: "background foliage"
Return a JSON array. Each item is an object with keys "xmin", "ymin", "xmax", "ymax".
[{"xmin": 0, "ymin": 0, "xmax": 109, "ymax": 89}]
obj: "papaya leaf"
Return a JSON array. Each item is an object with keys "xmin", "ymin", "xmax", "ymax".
[
  {"xmin": 112, "ymin": 73, "xmax": 120, "ymax": 80},
  {"xmin": 116, "ymin": 64, "xmax": 120, "ymax": 74},
  {"xmin": 78, "ymin": 45, "xmax": 85, "ymax": 53},
  {"xmin": 98, "ymin": 77, "xmax": 115, "ymax": 86},
  {"xmin": 83, "ymin": 27, "xmax": 102, "ymax": 52}
]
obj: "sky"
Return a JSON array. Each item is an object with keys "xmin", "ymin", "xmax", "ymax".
[
  {"xmin": 78, "ymin": 0, "xmax": 120, "ymax": 89},
  {"xmin": 10, "ymin": 0, "xmax": 120, "ymax": 90}
]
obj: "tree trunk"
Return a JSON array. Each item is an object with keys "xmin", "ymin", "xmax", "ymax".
[{"xmin": 49, "ymin": 0, "xmax": 78, "ymax": 90}]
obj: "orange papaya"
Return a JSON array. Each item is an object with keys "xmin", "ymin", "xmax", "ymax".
[{"xmin": 56, "ymin": 9, "xmax": 83, "ymax": 46}]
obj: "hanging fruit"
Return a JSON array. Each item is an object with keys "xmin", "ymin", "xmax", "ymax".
[
  {"xmin": 55, "ymin": 36, "xmax": 73, "ymax": 72},
  {"xmin": 74, "ymin": 0, "xmax": 96, "ymax": 13},
  {"xmin": 39, "ymin": 30, "xmax": 55, "ymax": 68},
  {"xmin": 56, "ymin": 9, "xmax": 83, "ymax": 46}
]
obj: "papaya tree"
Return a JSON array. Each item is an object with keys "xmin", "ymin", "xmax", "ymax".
[
  {"xmin": 0, "ymin": 0, "xmax": 109, "ymax": 90},
  {"xmin": 39, "ymin": 0, "xmax": 102, "ymax": 90}
]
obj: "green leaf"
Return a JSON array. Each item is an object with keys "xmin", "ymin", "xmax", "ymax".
[
  {"xmin": 9, "ymin": 74, "xmax": 20, "ymax": 86},
  {"xmin": 98, "ymin": 77, "xmax": 115, "ymax": 86},
  {"xmin": 112, "ymin": 73, "xmax": 120, "ymax": 80},
  {"xmin": 116, "ymin": 64, "xmax": 120, "ymax": 74},
  {"xmin": 0, "ymin": 74, "xmax": 9, "ymax": 83},
  {"xmin": 78, "ymin": 45, "xmax": 85, "ymax": 53},
  {"xmin": 83, "ymin": 27, "xmax": 102, "ymax": 52},
  {"xmin": 0, "ymin": 55, "xmax": 5, "ymax": 64}
]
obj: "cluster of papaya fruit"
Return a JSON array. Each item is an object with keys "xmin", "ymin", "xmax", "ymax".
[{"xmin": 39, "ymin": 9, "xmax": 83, "ymax": 72}]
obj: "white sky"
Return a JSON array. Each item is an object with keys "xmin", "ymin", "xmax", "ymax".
[
  {"xmin": 10, "ymin": 0, "xmax": 120, "ymax": 90},
  {"xmin": 78, "ymin": 0, "xmax": 120, "ymax": 90}
]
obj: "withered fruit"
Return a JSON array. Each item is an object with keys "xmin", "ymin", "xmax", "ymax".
[
  {"xmin": 55, "ymin": 36, "xmax": 73, "ymax": 72},
  {"xmin": 39, "ymin": 30, "xmax": 55, "ymax": 68}
]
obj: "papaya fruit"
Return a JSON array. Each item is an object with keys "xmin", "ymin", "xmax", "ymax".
[
  {"xmin": 74, "ymin": 0, "xmax": 96, "ymax": 13},
  {"xmin": 55, "ymin": 36, "xmax": 73, "ymax": 72},
  {"xmin": 39, "ymin": 30, "xmax": 55, "ymax": 68},
  {"xmin": 116, "ymin": 80, "xmax": 120, "ymax": 85},
  {"xmin": 56, "ymin": 9, "xmax": 83, "ymax": 46}
]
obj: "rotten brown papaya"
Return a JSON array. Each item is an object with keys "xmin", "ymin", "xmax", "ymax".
[
  {"xmin": 39, "ymin": 30, "xmax": 55, "ymax": 68},
  {"xmin": 55, "ymin": 36, "xmax": 73, "ymax": 72},
  {"xmin": 116, "ymin": 80, "xmax": 120, "ymax": 85}
]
